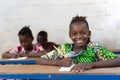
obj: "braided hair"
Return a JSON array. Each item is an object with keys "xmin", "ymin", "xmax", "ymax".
[
  {"xmin": 69, "ymin": 15, "xmax": 89, "ymax": 30},
  {"xmin": 18, "ymin": 25, "xmax": 34, "ymax": 40}
]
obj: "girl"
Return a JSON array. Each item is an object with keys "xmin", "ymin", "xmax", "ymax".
[
  {"xmin": 36, "ymin": 16, "xmax": 120, "ymax": 72},
  {"xmin": 2, "ymin": 26, "xmax": 44, "ymax": 58},
  {"xmin": 37, "ymin": 30, "xmax": 58, "ymax": 52}
]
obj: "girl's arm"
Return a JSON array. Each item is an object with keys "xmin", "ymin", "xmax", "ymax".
[
  {"xmin": 71, "ymin": 57, "xmax": 120, "ymax": 72},
  {"xmin": 36, "ymin": 57, "xmax": 72, "ymax": 66},
  {"xmin": 36, "ymin": 58, "xmax": 59, "ymax": 66},
  {"xmin": 2, "ymin": 51, "xmax": 47, "ymax": 58},
  {"xmin": 91, "ymin": 57, "xmax": 120, "ymax": 68},
  {"xmin": 2, "ymin": 52, "xmax": 19, "ymax": 58},
  {"xmin": 18, "ymin": 53, "xmax": 42, "ymax": 58},
  {"xmin": 18, "ymin": 51, "xmax": 48, "ymax": 58}
]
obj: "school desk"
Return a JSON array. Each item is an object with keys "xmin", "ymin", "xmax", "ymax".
[
  {"xmin": 0, "ymin": 64, "xmax": 120, "ymax": 80},
  {"xmin": 0, "ymin": 53, "xmax": 120, "ymax": 80}
]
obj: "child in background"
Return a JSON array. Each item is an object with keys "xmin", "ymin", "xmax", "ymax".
[
  {"xmin": 2, "ymin": 26, "xmax": 44, "ymax": 58},
  {"xmin": 37, "ymin": 31, "xmax": 58, "ymax": 52},
  {"xmin": 36, "ymin": 15, "xmax": 120, "ymax": 72}
]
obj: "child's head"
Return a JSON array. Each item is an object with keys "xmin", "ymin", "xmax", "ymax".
[
  {"xmin": 69, "ymin": 15, "xmax": 91, "ymax": 47},
  {"xmin": 37, "ymin": 31, "xmax": 48, "ymax": 46},
  {"xmin": 18, "ymin": 26, "xmax": 34, "ymax": 50}
]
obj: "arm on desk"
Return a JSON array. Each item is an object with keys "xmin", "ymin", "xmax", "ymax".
[
  {"xmin": 92, "ymin": 57, "xmax": 120, "ymax": 68},
  {"xmin": 36, "ymin": 57, "xmax": 72, "ymax": 66},
  {"xmin": 71, "ymin": 57, "xmax": 120, "ymax": 72},
  {"xmin": 2, "ymin": 51, "xmax": 47, "ymax": 58},
  {"xmin": 2, "ymin": 52, "xmax": 19, "ymax": 58},
  {"xmin": 18, "ymin": 51, "xmax": 47, "ymax": 58}
]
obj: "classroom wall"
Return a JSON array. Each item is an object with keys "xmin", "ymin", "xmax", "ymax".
[{"xmin": 0, "ymin": 0, "xmax": 120, "ymax": 56}]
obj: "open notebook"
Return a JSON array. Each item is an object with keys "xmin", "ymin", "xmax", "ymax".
[
  {"xmin": 8, "ymin": 57, "xmax": 28, "ymax": 60},
  {"xmin": 0, "ymin": 57, "xmax": 36, "ymax": 65}
]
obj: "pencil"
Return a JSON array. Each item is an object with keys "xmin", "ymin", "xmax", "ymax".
[
  {"xmin": 53, "ymin": 46, "xmax": 65, "ymax": 57},
  {"xmin": 14, "ymin": 51, "xmax": 19, "ymax": 58}
]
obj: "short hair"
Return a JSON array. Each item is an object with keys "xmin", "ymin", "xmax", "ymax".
[
  {"xmin": 37, "ymin": 31, "xmax": 48, "ymax": 39},
  {"xmin": 18, "ymin": 25, "xmax": 34, "ymax": 40}
]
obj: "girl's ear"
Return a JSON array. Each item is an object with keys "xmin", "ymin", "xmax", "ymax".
[
  {"xmin": 88, "ymin": 30, "xmax": 91, "ymax": 37},
  {"xmin": 32, "ymin": 37, "xmax": 34, "ymax": 41}
]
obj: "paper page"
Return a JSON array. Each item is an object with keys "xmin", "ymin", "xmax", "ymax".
[
  {"xmin": 8, "ymin": 57, "xmax": 28, "ymax": 60},
  {"xmin": 59, "ymin": 64, "xmax": 75, "ymax": 72}
]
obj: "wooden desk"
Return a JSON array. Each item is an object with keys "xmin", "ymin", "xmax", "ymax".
[
  {"xmin": 0, "ymin": 64, "xmax": 120, "ymax": 79},
  {"xmin": 1, "ymin": 55, "xmax": 120, "ymax": 79}
]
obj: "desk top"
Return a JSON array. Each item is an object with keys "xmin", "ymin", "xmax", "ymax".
[
  {"xmin": 0, "ymin": 56, "xmax": 120, "ymax": 75},
  {"xmin": 0, "ymin": 64, "xmax": 120, "ymax": 74}
]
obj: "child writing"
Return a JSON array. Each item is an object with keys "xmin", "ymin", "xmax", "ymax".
[
  {"xmin": 2, "ymin": 26, "xmax": 44, "ymax": 58},
  {"xmin": 36, "ymin": 15, "xmax": 120, "ymax": 72},
  {"xmin": 37, "ymin": 30, "xmax": 58, "ymax": 52}
]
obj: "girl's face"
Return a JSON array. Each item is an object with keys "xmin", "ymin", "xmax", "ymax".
[
  {"xmin": 69, "ymin": 23, "xmax": 91, "ymax": 47},
  {"xmin": 19, "ymin": 35, "xmax": 33, "ymax": 50}
]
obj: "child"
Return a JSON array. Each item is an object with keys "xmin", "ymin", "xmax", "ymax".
[
  {"xmin": 36, "ymin": 15, "xmax": 120, "ymax": 72},
  {"xmin": 2, "ymin": 26, "xmax": 44, "ymax": 58},
  {"xmin": 37, "ymin": 30, "xmax": 58, "ymax": 52}
]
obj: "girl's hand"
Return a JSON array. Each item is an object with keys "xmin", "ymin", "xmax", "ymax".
[
  {"xmin": 10, "ymin": 53, "xmax": 19, "ymax": 58},
  {"xmin": 71, "ymin": 63, "xmax": 93, "ymax": 72},
  {"xmin": 57, "ymin": 58, "xmax": 72, "ymax": 67}
]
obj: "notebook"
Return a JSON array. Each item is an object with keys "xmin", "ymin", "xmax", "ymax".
[{"xmin": 59, "ymin": 64, "xmax": 75, "ymax": 71}]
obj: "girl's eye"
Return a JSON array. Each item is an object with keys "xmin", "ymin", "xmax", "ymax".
[
  {"xmin": 71, "ymin": 32, "xmax": 77, "ymax": 36},
  {"xmin": 81, "ymin": 31, "xmax": 87, "ymax": 35},
  {"xmin": 82, "ymin": 32, "xmax": 86, "ymax": 35}
]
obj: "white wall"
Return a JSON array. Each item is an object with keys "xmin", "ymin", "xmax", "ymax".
[{"xmin": 0, "ymin": 0, "xmax": 120, "ymax": 55}]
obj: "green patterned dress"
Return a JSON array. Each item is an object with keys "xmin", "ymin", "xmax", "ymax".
[{"xmin": 41, "ymin": 42, "xmax": 117, "ymax": 64}]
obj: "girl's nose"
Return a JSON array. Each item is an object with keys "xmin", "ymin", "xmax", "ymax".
[
  {"xmin": 22, "ymin": 43, "xmax": 25, "ymax": 46},
  {"xmin": 76, "ymin": 34, "xmax": 81, "ymax": 38}
]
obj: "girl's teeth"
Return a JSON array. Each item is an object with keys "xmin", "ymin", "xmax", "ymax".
[{"xmin": 77, "ymin": 40, "xmax": 82, "ymax": 43}]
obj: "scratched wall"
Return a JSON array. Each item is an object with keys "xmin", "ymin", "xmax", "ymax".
[{"xmin": 0, "ymin": 0, "xmax": 120, "ymax": 56}]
